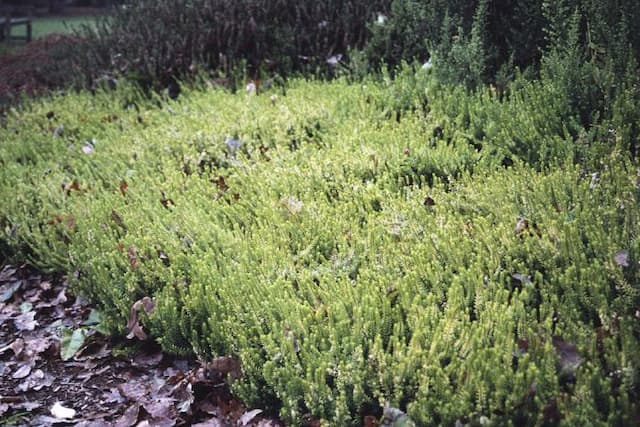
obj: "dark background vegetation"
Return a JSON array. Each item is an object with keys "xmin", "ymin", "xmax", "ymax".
[{"xmin": 3, "ymin": 0, "xmax": 637, "ymax": 156}]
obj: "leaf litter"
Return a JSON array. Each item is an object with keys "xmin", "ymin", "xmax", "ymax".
[{"xmin": 0, "ymin": 265, "xmax": 282, "ymax": 426}]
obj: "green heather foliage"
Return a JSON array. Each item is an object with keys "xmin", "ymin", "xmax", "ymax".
[{"xmin": 1, "ymin": 72, "xmax": 639, "ymax": 425}]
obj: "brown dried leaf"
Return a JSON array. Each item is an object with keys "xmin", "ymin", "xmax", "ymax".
[
  {"xmin": 111, "ymin": 210, "xmax": 127, "ymax": 230},
  {"xmin": 192, "ymin": 420, "xmax": 227, "ymax": 427},
  {"xmin": 1, "ymin": 280, "xmax": 22, "ymax": 302},
  {"xmin": 0, "ymin": 265, "xmax": 18, "ymax": 282},
  {"xmin": 18, "ymin": 368, "xmax": 54, "ymax": 392},
  {"xmin": 212, "ymin": 176, "xmax": 228, "ymax": 192},
  {"xmin": 137, "ymin": 296, "xmax": 155, "ymax": 314},
  {"xmin": 160, "ymin": 192, "xmax": 175, "ymax": 209},
  {"xmin": 423, "ymin": 196, "xmax": 435, "ymax": 207},
  {"xmin": 552, "ymin": 336, "xmax": 581, "ymax": 373},
  {"xmin": 515, "ymin": 217, "xmax": 529, "ymax": 235},
  {"xmin": 1, "ymin": 338, "xmax": 25, "ymax": 357},
  {"xmin": 14, "ymin": 311, "xmax": 38, "ymax": 331},
  {"xmin": 240, "ymin": 409, "xmax": 263, "ymax": 425},
  {"xmin": 208, "ymin": 356, "xmax": 242, "ymax": 380},
  {"xmin": 126, "ymin": 297, "xmax": 155, "ymax": 340},
  {"xmin": 364, "ymin": 415, "xmax": 379, "ymax": 427},
  {"xmin": 63, "ymin": 180, "xmax": 81, "ymax": 194},
  {"xmin": 128, "ymin": 247, "xmax": 139, "ymax": 271},
  {"xmin": 174, "ymin": 383, "xmax": 194, "ymax": 413},
  {"xmin": 132, "ymin": 351, "xmax": 163, "ymax": 367},
  {"xmin": 614, "ymin": 250, "xmax": 630, "ymax": 267},
  {"xmin": 115, "ymin": 404, "xmax": 141, "ymax": 427},
  {"xmin": 12, "ymin": 362, "xmax": 33, "ymax": 379},
  {"xmin": 142, "ymin": 397, "xmax": 176, "ymax": 419}
]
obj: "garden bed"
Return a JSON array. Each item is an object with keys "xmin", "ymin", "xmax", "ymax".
[{"xmin": 1, "ymin": 72, "xmax": 638, "ymax": 425}]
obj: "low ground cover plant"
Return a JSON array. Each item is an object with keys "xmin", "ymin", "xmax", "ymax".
[{"xmin": 1, "ymin": 68, "xmax": 638, "ymax": 424}]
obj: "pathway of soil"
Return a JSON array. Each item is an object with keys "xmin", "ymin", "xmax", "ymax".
[{"xmin": 0, "ymin": 264, "xmax": 281, "ymax": 426}]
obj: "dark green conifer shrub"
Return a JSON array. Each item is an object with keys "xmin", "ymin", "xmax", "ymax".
[{"xmin": 74, "ymin": 0, "xmax": 388, "ymax": 90}]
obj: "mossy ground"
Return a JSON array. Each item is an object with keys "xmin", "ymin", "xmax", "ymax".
[{"xmin": 1, "ymin": 72, "xmax": 638, "ymax": 425}]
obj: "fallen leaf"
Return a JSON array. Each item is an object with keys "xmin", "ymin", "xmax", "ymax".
[
  {"xmin": 213, "ymin": 176, "xmax": 228, "ymax": 192},
  {"xmin": 552, "ymin": 336, "xmax": 581, "ymax": 376},
  {"xmin": 74, "ymin": 420, "xmax": 112, "ymax": 427},
  {"xmin": 515, "ymin": 217, "xmax": 529, "ymax": 235},
  {"xmin": 111, "ymin": 210, "xmax": 127, "ymax": 230},
  {"xmin": 174, "ymin": 383, "xmax": 194, "ymax": 413},
  {"xmin": 118, "ymin": 379, "xmax": 155, "ymax": 401},
  {"xmin": 158, "ymin": 250, "xmax": 170, "ymax": 266},
  {"xmin": 160, "ymin": 192, "xmax": 175, "ymax": 209},
  {"xmin": 51, "ymin": 402, "xmax": 76, "ymax": 419},
  {"xmin": 0, "ymin": 338, "xmax": 24, "ymax": 357},
  {"xmin": 74, "ymin": 341, "xmax": 111, "ymax": 361},
  {"xmin": 53, "ymin": 124, "xmax": 64, "ymax": 137},
  {"xmin": 137, "ymin": 296, "xmax": 155, "ymax": 314},
  {"xmin": 192, "ymin": 420, "xmax": 226, "ymax": 427},
  {"xmin": 364, "ymin": 415, "xmax": 379, "ymax": 427},
  {"xmin": 381, "ymin": 403, "xmax": 416, "ymax": 427},
  {"xmin": 63, "ymin": 180, "xmax": 81, "ymax": 194},
  {"xmin": 225, "ymin": 137, "xmax": 242, "ymax": 157},
  {"xmin": 104, "ymin": 387, "xmax": 127, "ymax": 404},
  {"xmin": 511, "ymin": 273, "xmax": 532, "ymax": 285},
  {"xmin": 81, "ymin": 310, "xmax": 109, "ymax": 335},
  {"xmin": 14, "ymin": 311, "xmax": 38, "ymax": 331},
  {"xmin": 126, "ymin": 297, "xmax": 155, "ymax": 340},
  {"xmin": 18, "ymin": 369, "xmax": 54, "ymax": 392},
  {"xmin": 143, "ymin": 397, "xmax": 175, "ymax": 419},
  {"xmin": 120, "ymin": 180, "xmax": 129, "ymax": 196},
  {"xmin": 240, "ymin": 409, "xmax": 263, "ymax": 425},
  {"xmin": 60, "ymin": 327, "xmax": 87, "ymax": 361},
  {"xmin": 280, "ymin": 196, "xmax": 303, "ymax": 216},
  {"xmin": 614, "ymin": 250, "xmax": 630, "ymax": 267},
  {"xmin": 0, "ymin": 281, "xmax": 22, "ymax": 302},
  {"xmin": 208, "ymin": 356, "xmax": 242, "ymax": 380},
  {"xmin": 20, "ymin": 301, "xmax": 33, "ymax": 313},
  {"xmin": 0, "ymin": 265, "xmax": 18, "ymax": 281},
  {"xmin": 12, "ymin": 363, "xmax": 33, "ymax": 379},
  {"xmin": 138, "ymin": 419, "xmax": 176, "ymax": 427},
  {"xmin": 128, "ymin": 247, "xmax": 139, "ymax": 270},
  {"xmin": 133, "ymin": 351, "xmax": 163, "ymax": 367},
  {"xmin": 115, "ymin": 403, "xmax": 141, "ymax": 427},
  {"xmin": 23, "ymin": 337, "xmax": 52, "ymax": 359}
]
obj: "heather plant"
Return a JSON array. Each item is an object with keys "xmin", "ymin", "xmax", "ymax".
[
  {"xmin": 73, "ymin": 0, "xmax": 389, "ymax": 91},
  {"xmin": 1, "ymin": 72, "xmax": 639, "ymax": 425}
]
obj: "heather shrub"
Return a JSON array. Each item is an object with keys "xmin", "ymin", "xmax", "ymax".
[
  {"xmin": 1, "ymin": 76, "xmax": 639, "ymax": 424},
  {"xmin": 74, "ymin": 0, "xmax": 388, "ymax": 90}
]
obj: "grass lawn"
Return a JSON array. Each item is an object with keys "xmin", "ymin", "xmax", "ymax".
[
  {"xmin": 31, "ymin": 15, "xmax": 97, "ymax": 39},
  {"xmin": 0, "ymin": 15, "xmax": 97, "ymax": 56}
]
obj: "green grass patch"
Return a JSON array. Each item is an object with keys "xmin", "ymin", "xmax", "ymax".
[
  {"xmin": 1, "ymin": 72, "xmax": 638, "ymax": 425},
  {"xmin": 0, "ymin": 15, "xmax": 96, "ymax": 56},
  {"xmin": 31, "ymin": 15, "xmax": 97, "ymax": 39}
]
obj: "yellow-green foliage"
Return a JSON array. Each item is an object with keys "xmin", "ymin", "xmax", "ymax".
[{"xmin": 1, "ymin": 74, "xmax": 638, "ymax": 425}]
